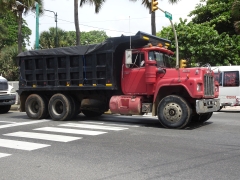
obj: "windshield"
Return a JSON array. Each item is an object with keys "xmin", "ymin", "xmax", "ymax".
[{"xmin": 148, "ymin": 51, "xmax": 174, "ymax": 68}]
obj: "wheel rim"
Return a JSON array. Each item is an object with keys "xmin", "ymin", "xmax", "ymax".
[
  {"xmin": 52, "ymin": 100, "xmax": 64, "ymax": 115},
  {"xmin": 30, "ymin": 101, "xmax": 39, "ymax": 113},
  {"xmin": 163, "ymin": 103, "xmax": 182, "ymax": 123}
]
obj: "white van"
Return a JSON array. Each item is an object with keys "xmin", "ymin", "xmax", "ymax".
[
  {"xmin": 0, "ymin": 75, "xmax": 16, "ymax": 113},
  {"xmin": 212, "ymin": 66, "xmax": 240, "ymax": 110}
]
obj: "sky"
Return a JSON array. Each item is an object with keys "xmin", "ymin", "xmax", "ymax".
[{"xmin": 23, "ymin": 0, "xmax": 203, "ymax": 49}]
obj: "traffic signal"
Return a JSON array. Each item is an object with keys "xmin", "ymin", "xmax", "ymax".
[
  {"xmin": 180, "ymin": 59, "xmax": 187, "ymax": 68},
  {"xmin": 151, "ymin": 0, "xmax": 158, "ymax": 12}
]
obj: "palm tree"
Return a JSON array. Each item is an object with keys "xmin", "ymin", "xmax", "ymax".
[
  {"xmin": 130, "ymin": 0, "xmax": 181, "ymax": 35},
  {"xmin": 0, "ymin": 0, "xmax": 43, "ymax": 53},
  {"xmin": 74, "ymin": 0, "xmax": 106, "ymax": 45},
  {"xmin": 40, "ymin": 27, "xmax": 68, "ymax": 48},
  {"xmin": 232, "ymin": 0, "xmax": 240, "ymax": 34}
]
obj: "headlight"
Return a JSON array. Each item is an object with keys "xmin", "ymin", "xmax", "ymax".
[{"xmin": 197, "ymin": 83, "xmax": 202, "ymax": 92}]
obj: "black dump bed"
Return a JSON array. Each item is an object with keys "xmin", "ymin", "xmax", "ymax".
[{"xmin": 17, "ymin": 31, "xmax": 171, "ymax": 91}]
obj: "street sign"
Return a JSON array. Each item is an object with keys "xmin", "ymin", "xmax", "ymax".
[{"xmin": 165, "ymin": 11, "xmax": 172, "ymax": 20}]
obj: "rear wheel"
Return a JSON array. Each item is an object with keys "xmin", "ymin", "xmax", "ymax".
[
  {"xmin": 157, "ymin": 95, "xmax": 192, "ymax": 129},
  {"xmin": 81, "ymin": 110, "xmax": 103, "ymax": 117},
  {"xmin": 0, "ymin": 105, "xmax": 11, "ymax": 114},
  {"xmin": 68, "ymin": 96, "xmax": 80, "ymax": 119},
  {"xmin": 48, "ymin": 93, "xmax": 73, "ymax": 121},
  {"xmin": 25, "ymin": 94, "xmax": 49, "ymax": 119},
  {"xmin": 192, "ymin": 112, "xmax": 213, "ymax": 123}
]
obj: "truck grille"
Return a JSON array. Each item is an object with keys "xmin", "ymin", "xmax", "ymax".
[
  {"xmin": 204, "ymin": 74, "xmax": 214, "ymax": 96},
  {"xmin": 0, "ymin": 82, "xmax": 8, "ymax": 90}
]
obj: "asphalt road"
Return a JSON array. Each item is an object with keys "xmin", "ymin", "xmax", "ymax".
[{"xmin": 0, "ymin": 110, "xmax": 240, "ymax": 180}]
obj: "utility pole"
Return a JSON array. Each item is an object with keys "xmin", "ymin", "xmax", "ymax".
[
  {"xmin": 35, "ymin": 2, "xmax": 39, "ymax": 49},
  {"xmin": 16, "ymin": 1, "xmax": 26, "ymax": 54}
]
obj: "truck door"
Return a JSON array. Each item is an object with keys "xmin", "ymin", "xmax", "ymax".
[{"xmin": 121, "ymin": 52, "xmax": 147, "ymax": 94}]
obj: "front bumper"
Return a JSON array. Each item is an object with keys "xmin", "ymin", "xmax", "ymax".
[
  {"xmin": 196, "ymin": 98, "xmax": 220, "ymax": 114},
  {"xmin": 0, "ymin": 94, "xmax": 16, "ymax": 106}
]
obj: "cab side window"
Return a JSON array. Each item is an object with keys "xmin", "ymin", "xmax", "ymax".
[{"xmin": 130, "ymin": 53, "xmax": 144, "ymax": 68}]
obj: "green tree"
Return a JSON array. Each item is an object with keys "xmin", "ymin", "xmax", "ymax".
[
  {"xmin": 0, "ymin": 11, "xmax": 31, "ymax": 50},
  {"xmin": 0, "ymin": 16, "xmax": 7, "ymax": 44},
  {"xmin": 0, "ymin": 44, "xmax": 19, "ymax": 80},
  {"xmin": 39, "ymin": 27, "xmax": 66, "ymax": 48},
  {"xmin": 74, "ymin": 0, "xmax": 106, "ymax": 45},
  {"xmin": 0, "ymin": 0, "xmax": 43, "ymax": 53},
  {"xmin": 80, "ymin": 30, "xmax": 108, "ymax": 45},
  {"xmin": 157, "ymin": 19, "xmax": 240, "ymax": 66},
  {"xmin": 39, "ymin": 29, "xmax": 108, "ymax": 49},
  {"xmin": 189, "ymin": 0, "xmax": 236, "ymax": 35},
  {"xmin": 130, "ymin": 0, "xmax": 181, "ymax": 35},
  {"xmin": 231, "ymin": 0, "xmax": 240, "ymax": 34}
]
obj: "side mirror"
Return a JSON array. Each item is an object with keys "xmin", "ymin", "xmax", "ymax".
[{"xmin": 125, "ymin": 50, "xmax": 132, "ymax": 65}]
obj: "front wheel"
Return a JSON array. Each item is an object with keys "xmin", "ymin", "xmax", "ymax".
[{"xmin": 157, "ymin": 95, "xmax": 192, "ymax": 129}]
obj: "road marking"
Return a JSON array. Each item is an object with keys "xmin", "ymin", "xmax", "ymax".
[
  {"xmin": 0, "ymin": 153, "xmax": 11, "ymax": 158},
  {"xmin": 0, "ymin": 121, "xmax": 17, "ymax": 124},
  {"xmin": 0, "ymin": 139, "xmax": 50, "ymax": 151},
  {"xmin": 0, "ymin": 120, "xmax": 49, "ymax": 129},
  {"xmin": 34, "ymin": 127, "xmax": 107, "ymax": 136},
  {"xmin": 82, "ymin": 122, "xmax": 139, "ymax": 127},
  {"xmin": 4, "ymin": 131, "xmax": 82, "ymax": 142},
  {"xmin": 59, "ymin": 123, "xmax": 129, "ymax": 131}
]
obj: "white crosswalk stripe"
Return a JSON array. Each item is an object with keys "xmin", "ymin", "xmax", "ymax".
[
  {"xmin": 82, "ymin": 121, "xmax": 140, "ymax": 127},
  {"xmin": 0, "ymin": 120, "xmax": 49, "ymax": 129},
  {"xmin": 59, "ymin": 123, "xmax": 129, "ymax": 131},
  {"xmin": 0, "ymin": 139, "xmax": 50, "ymax": 151},
  {"xmin": 0, "ymin": 153, "xmax": 11, "ymax": 158},
  {"xmin": 0, "ymin": 122, "xmax": 132, "ymax": 158},
  {"xmin": 3, "ymin": 131, "xmax": 82, "ymax": 142},
  {"xmin": 34, "ymin": 127, "xmax": 107, "ymax": 135}
]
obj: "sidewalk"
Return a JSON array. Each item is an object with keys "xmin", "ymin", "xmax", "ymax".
[{"xmin": 220, "ymin": 106, "xmax": 240, "ymax": 111}]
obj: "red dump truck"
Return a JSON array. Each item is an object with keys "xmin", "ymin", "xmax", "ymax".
[{"xmin": 17, "ymin": 31, "xmax": 220, "ymax": 129}]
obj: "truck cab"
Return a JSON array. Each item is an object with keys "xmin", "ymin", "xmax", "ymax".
[{"xmin": 0, "ymin": 75, "xmax": 16, "ymax": 113}]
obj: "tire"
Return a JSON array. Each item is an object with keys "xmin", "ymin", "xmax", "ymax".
[
  {"xmin": 192, "ymin": 112, "xmax": 213, "ymax": 123},
  {"xmin": 157, "ymin": 95, "xmax": 192, "ymax": 129},
  {"xmin": 48, "ymin": 93, "xmax": 73, "ymax": 121},
  {"xmin": 25, "ymin": 94, "xmax": 49, "ymax": 119},
  {"xmin": 81, "ymin": 110, "xmax": 103, "ymax": 117},
  {"xmin": 0, "ymin": 105, "xmax": 11, "ymax": 114},
  {"xmin": 68, "ymin": 95, "xmax": 80, "ymax": 119}
]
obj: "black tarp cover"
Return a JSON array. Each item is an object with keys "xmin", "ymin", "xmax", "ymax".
[{"xmin": 17, "ymin": 31, "xmax": 171, "ymax": 57}]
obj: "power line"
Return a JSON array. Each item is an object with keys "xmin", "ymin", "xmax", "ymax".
[{"xmin": 25, "ymin": 12, "xmax": 184, "ymax": 34}]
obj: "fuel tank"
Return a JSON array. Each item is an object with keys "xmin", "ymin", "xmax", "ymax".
[{"xmin": 109, "ymin": 96, "xmax": 142, "ymax": 115}]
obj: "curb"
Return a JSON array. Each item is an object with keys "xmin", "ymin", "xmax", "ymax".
[
  {"xmin": 10, "ymin": 104, "xmax": 20, "ymax": 111},
  {"xmin": 10, "ymin": 105, "xmax": 240, "ymax": 112}
]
